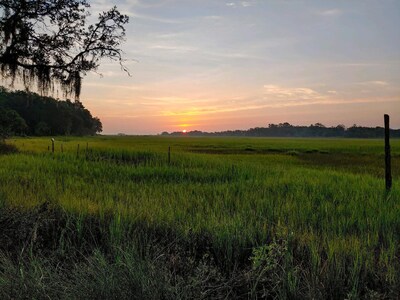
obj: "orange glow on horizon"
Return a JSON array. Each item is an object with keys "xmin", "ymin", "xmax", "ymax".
[
  {"xmin": 177, "ymin": 123, "xmax": 195, "ymax": 133},
  {"xmin": 177, "ymin": 123, "xmax": 195, "ymax": 127}
]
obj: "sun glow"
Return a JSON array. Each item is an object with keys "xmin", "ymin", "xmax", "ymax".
[{"xmin": 177, "ymin": 123, "xmax": 194, "ymax": 133}]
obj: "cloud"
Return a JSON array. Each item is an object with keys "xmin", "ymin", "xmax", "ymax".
[
  {"xmin": 129, "ymin": 11, "xmax": 183, "ymax": 23},
  {"xmin": 356, "ymin": 80, "xmax": 390, "ymax": 86},
  {"xmin": 203, "ymin": 15, "xmax": 223, "ymax": 21},
  {"xmin": 240, "ymin": 1, "xmax": 253, "ymax": 7},
  {"xmin": 330, "ymin": 62, "xmax": 384, "ymax": 67},
  {"xmin": 149, "ymin": 44, "xmax": 198, "ymax": 53},
  {"xmin": 202, "ymin": 50, "xmax": 264, "ymax": 60},
  {"xmin": 263, "ymin": 85, "xmax": 326, "ymax": 101},
  {"xmin": 358, "ymin": 81, "xmax": 389, "ymax": 86},
  {"xmin": 154, "ymin": 32, "xmax": 183, "ymax": 38},
  {"xmin": 159, "ymin": 85, "xmax": 329, "ymax": 117},
  {"xmin": 84, "ymin": 82, "xmax": 143, "ymax": 90},
  {"xmin": 141, "ymin": 96, "xmax": 209, "ymax": 103},
  {"xmin": 159, "ymin": 97, "xmax": 398, "ymax": 118},
  {"xmin": 316, "ymin": 9, "xmax": 342, "ymax": 16},
  {"xmin": 226, "ymin": 1, "xmax": 255, "ymax": 8}
]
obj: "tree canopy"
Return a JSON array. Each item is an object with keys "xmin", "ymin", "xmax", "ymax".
[
  {"xmin": 0, "ymin": 0, "xmax": 129, "ymax": 99},
  {"xmin": 163, "ymin": 123, "xmax": 400, "ymax": 138},
  {"xmin": 0, "ymin": 105, "xmax": 27, "ymax": 140},
  {"xmin": 0, "ymin": 87, "xmax": 102, "ymax": 136}
]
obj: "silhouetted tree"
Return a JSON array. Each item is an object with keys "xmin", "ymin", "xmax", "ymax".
[
  {"xmin": 0, "ymin": 106, "xmax": 27, "ymax": 140},
  {"xmin": 164, "ymin": 122, "xmax": 400, "ymax": 138},
  {"xmin": 0, "ymin": 87, "xmax": 102, "ymax": 136},
  {"xmin": 0, "ymin": 0, "xmax": 129, "ymax": 99}
]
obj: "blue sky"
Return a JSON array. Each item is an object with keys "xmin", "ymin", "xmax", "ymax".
[{"xmin": 81, "ymin": 0, "xmax": 400, "ymax": 134}]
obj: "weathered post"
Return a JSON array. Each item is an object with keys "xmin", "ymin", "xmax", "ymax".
[
  {"xmin": 384, "ymin": 114, "xmax": 392, "ymax": 190},
  {"xmin": 168, "ymin": 146, "xmax": 171, "ymax": 165},
  {"xmin": 47, "ymin": 145, "xmax": 50, "ymax": 151},
  {"xmin": 77, "ymin": 144, "xmax": 80, "ymax": 158},
  {"xmin": 51, "ymin": 138, "xmax": 55, "ymax": 154},
  {"xmin": 61, "ymin": 143, "xmax": 64, "ymax": 153}
]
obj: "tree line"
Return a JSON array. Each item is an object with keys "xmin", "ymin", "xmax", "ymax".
[
  {"xmin": 162, "ymin": 122, "xmax": 400, "ymax": 138},
  {"xmin": 0, "ymin": 87, "xmax": 102, "ymax": 139}
]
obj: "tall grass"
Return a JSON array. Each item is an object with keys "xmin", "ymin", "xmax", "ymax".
[{"xmin": 0, "ymin": 136, "xmax": 399, "ymax": 298}]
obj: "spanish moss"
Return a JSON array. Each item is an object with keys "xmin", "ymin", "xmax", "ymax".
[{"xmin": 0, "ymin": 0, "xmax": 129, "ymax": 100}]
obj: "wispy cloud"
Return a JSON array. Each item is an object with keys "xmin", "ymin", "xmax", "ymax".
[
  {"xmin": 149, "ymin": 44, "xmax": 198, "ymax": 53},
  {"xmin": 358, "ymin": 81, "xmax": 389, "ymax": 86},
  {"xmin": 330, "ymin": 62, "xmax": 384, "ymax": 67},
  {"xmin": 202, "ymin": 50, "xmax": 265, "ymax": 60},
  {"xmin": 203, "ymin": 15, "xmax": 223, "ymax": 21},
  {"xmin": 84, "ymin": 83, "xmax": 143, "ymax": 90},
  {"xmin": 160, "ymin": 97, "xmax": 398, "ymax": 118},
  {"xmin": 141, "ymin": 96, "xmax": 214, "ymax": 104},
  {"xmin": 129, "ymin": 11, "xmax": 183, "ymax": 24},
  {"xmin": 240, "ymin": 1, "xmax": 253, "ymax": 7},
  {"xmin": 153, "ymin": 32, "xmax": 187, "ymax": 39},
  {"xmin": 263, "ymin": 85, "xmax": 326, "ymax": 101},
  {"xmin": 226, "ymin": 1, "xmax": 255, "ymax": 8},
  {"xmin": 160, "ymin": 85, "xmax": 330, "ymax": 117},
  {"xmin": 316, "ymin": 9, "xmax": 342, "ymax": 16}
]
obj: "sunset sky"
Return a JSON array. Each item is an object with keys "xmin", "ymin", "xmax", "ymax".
[{"xmin": 81, "ymin": 0, "xmax": 400, "ymax": 134}]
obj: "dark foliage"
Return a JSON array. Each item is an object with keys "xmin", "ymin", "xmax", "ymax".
[
  {"xmin": 0, "ymin": 141, "xmax": 17, "ymax": 153},
  {"xmin": 0, "ymin": 203, "xmax": 395, "ymax": 299},
  {"xmin": 0, "ymin": 105, "xmax": 27, "ymax": 139},
  {"xmin": 0, "ymin": 0, "xmax": 129, "ymax": 99},
  {"xmin": 0, "ymin": 87, "xmax": 102, "ymax": 136},
  {"xmin": 163, "ymin": 122, "xmax": 400, "ymax": 138}
]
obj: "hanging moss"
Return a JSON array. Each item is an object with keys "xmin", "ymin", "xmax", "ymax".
[{"xmin": 0, "ymin": 0, "xmax": 129, "ymax": 100}]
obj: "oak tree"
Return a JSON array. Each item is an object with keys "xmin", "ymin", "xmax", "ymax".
[{"xmin": 0, "ymin": 0, "xmax": 129, "ymax": 99}]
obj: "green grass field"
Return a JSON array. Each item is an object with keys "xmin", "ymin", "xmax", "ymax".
[{"xmin": 1, "ymin": 136, "xmax": 399, "ymax": 299}]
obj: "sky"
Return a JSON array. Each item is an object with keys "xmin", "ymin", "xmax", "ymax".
[{"xmin": 80, "ymin": 0, "xmax": 400, "ymax": 134}]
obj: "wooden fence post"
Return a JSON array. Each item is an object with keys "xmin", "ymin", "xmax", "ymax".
[
  {"xmin": 77, "ymin": 144, "xmax": 80, "ymax": 158},
  {"xmin": 168, "ymin": 146, "xmax": 171, "ymax": 165},
  {"xmin": 384, "ymin": 114, "xmax": 392, "ymax": 190},
  {"xmin": 61, "ymin": 143, "xmax": 63, "ymax": 153},
  {"xmin": 51, "ymin": 138, "xmax": 55, "ymax": 154}
]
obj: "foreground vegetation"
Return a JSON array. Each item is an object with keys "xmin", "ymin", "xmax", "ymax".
[{"xmin": 1, "ymin": 136, "xmax": 399, "ymax": 299}]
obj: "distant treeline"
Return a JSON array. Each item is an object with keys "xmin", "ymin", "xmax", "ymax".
[
  {"xmin": 162, "ymin": 122, "xmax": 400, "ymax": 138},
  {"xmin": 0, "ymin": 87, "xmax": 102, "ymax": 137}
]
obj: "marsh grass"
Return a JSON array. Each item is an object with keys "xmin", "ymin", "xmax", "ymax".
[{"xmin": 0, "ymin": 136, "xmax": 399, "ymax": 298}]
